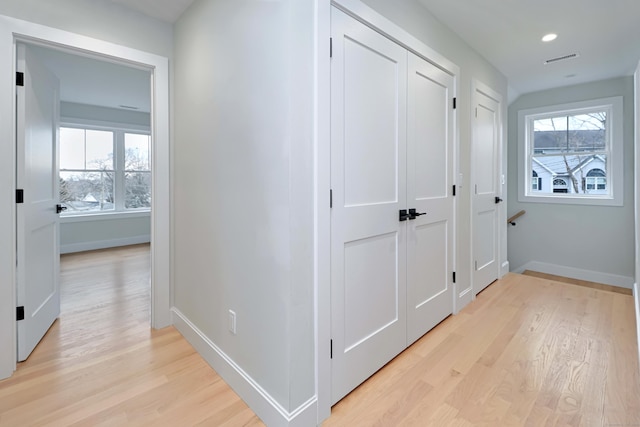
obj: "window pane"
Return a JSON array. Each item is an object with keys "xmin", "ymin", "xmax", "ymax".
[
  {"xmin": 125, "ymin": 171, "xmax": 151, "ymax": 209},
  {"xmin": 531, "ymin": 154, "xmax": 607, "ymax": 195},
  {"xmin": 533, "ymin": 112, "xmax": 606, "ymax": 154},
  {"xmin": 125, "ymin": 133, "xmax": 150, "ymax": 171},
  {"xmin": 85, "ymin": 130, "xmax": 114, "ymax": 170},
  {"xmin": 59, "ymin": 127, "xmax": 85, "ymax": 170},
  {"xmin": 568, "ymin": 112, "xmax": 606, "ymax": 152},
  {"xmin": 60, "ymin": 171, "xmax": 114, "ymax": 213}
]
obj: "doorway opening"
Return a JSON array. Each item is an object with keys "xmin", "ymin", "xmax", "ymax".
[{"xmin": 15, "ymin": 40, "xmax": 155, "ymax": 362}]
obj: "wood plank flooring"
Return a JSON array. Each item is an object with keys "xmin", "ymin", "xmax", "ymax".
[
  {"xmin": 326, "ymin": 273, "xmax": 640, "ymax": 426},
  {"xmin": 0, "ymin": 244, "xmax": 263, "ymax": 427},
  {"xmin": 1, "ymin": 246, "xmax": 638, "ymax": 426}
]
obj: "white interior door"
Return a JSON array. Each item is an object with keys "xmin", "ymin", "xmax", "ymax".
[
  {"xmin": 472, "ymin": 85, "xmax": 501, "ymax": 294},
  {"xmin": 330, "ymin": 8, "xmax": 408, "ymax": 404},
  {"xmin": 16, "ymin": 43, "xmax": 61, "ymax": 362},
  {"xmin": 406, "ymin": 53, "xmax": 454, "ymax": 345}
]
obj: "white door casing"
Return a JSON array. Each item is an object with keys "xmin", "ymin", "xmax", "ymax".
[
  {"xmin": 472, "ymin": 82, "xmax": 502, "ymax": 294},
  {"xmin": 406, "ymin": 52, "xmax": 455, "ymax": 345},
  {"xmin": 330, "ymin": 7, "xmax": 408, "ymax": 404},
  {"xmin": 16, "ymin": 43, "xmax": 61, "ymax": 362}
]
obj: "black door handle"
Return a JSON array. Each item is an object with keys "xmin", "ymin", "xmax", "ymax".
[
  {"xmin": 399, "ymin": 209, "xmax": 410, "ymax": 222},
  {"xmin": 495, "ymin": 196, "xmax": 503, "ymax": 204},
  {"xmin": 56, "ymin": 204, "xmax": 67, "ymax": 214},
  {"xmin": 408, "ymin": 208, "xmax": 426, "ymax": 220}
]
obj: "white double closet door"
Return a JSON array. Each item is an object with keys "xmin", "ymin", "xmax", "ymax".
[{"xmin": 330, "ymin": 8, "xmax": 456, "ymax": 404}]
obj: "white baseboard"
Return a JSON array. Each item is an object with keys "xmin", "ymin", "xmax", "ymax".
[
  {"xmin": 171, "ymin": 308, "xmax": 318, "ymax": 427},
  {"xmin": 512, "ymin": 260, "xmax": 634, "ymax": 289},
  {"xmin": 634, "ymin": 283, "xmax": 640, "ymax": 372},
  {"xmin": 60, "ymin": 235, "xmax": 150, "ymax": 254},
  {"xmin": 500, "ymin": 261, "xmax": 510, "ymax": 278}
]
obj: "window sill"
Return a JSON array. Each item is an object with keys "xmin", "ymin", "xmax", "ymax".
[
  {"xmin": 60, "ymin": 210, "xmax": 151, "ymax": 223},
  {"xmin": 518, "ymin": 193, "xmax": 622, "ymax": 207}
]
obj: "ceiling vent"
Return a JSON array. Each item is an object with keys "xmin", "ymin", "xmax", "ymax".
[{"xmin": 544, "ymin": 53, "xmax": 579, "ymax": 65}]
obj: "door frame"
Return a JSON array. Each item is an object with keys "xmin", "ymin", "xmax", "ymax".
[
  {"xmin": 316, "ymin": 0, "xmax": 460, "ymax": 421},
  {"xmin": 470, "ymin": 79, "xmax": 505, "ymax": 296},
  {"xmin": 0, "ymin": 15, "xmax": 171, "ymax": 380}
]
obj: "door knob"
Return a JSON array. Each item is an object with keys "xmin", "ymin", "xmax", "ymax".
[
  {"xmin": 56, "ymin": 204, "xmax": 67, "ymax": 214},
  {"xmin": 399, "ymin": 209, "xmax": 410, "ymax": 222},
  {"xmin": 495, "ymin": 196, "xmax": 503, "ymax": 204},
  {"xmin": 408, "ymin": 208, "xmax": 426, "ymax": 220}
]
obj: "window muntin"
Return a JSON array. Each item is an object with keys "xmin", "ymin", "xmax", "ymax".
[
  {"xmin": 518, "ymin": 97, "xmax": 623, "ymax": 206},
  {"xmin": 59, "ymin": 126, "xmax": 151, "ymax": 215}
]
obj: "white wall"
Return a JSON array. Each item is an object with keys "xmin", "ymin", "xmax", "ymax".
[
  {"xmin": 173, "ymin": 0, "xmax": 507, "ymax": 424},
  {"xmin": 359, "ymin": 0, "xmax": 509, "ymax": 303},
  {"xmin": 634, "ymin": 63, "xmax": 640, "ymax": 362},
  {"xmin": 508, "ymin": 76, "xmax": 635, "ymax": 287},
  {"xmin": 60, "ymin": 215, "xmax": 150, "ymax": 254},
  {"xmin": 0, "ymin": 0, "xmax": 172, "ymax": 58},
  {"xmin": 172, "ymin": 0, "xmax": 315, "ymax": 423},
  {"xmin": 61, "ymin": 102, "xmax": 151, "ymax": 127}
]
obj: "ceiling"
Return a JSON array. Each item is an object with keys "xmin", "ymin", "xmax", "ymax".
[
  {"xmin": 33, "ymin": 0, "xmax": 640, "ymax": 108},
  {"xmin": 108, "ymin": 0, "xmax": 195, "ymax": 23},
  {"xmin": 417, "ymin": 0, "xmax": 640, "ymax": 100},
  {"xmin": 31, "ymin": 45, "xmax": 151, "ymax": 113}
]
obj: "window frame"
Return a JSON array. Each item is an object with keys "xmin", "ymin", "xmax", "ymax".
[
  {"xmin": 59, "ymin": 119, "xmax": 151, "ymax": 217},
  {"xmin": 517, "ymin": 96, "xmax": 623, "ymax": 206}
]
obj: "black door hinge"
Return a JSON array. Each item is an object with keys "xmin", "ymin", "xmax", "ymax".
[
  {"xmin": 16, "ymin": 189, "xmax": 24, "ymax": 204},
  {"xmin": 452, "ymin": 272, "xmax": 456, "ymax": 283},
  {"xmin": 329, "ymin": 38, "xmax": 333, "ymax": 58},
  {"xmin": 330, "ymin": 189, "xmax": 333, "ymax": 208},
  {"xmin": 16, "ymin": 72, "xmax": 24, "ymax": 87},
  {"xmin": 330, "ymin": 339, "xmax": 333, "ymax": 359},
  {"xmin": 452, "ymin": 185, "xmax": 456, "ymax": 196},
  {"xmin": 452, "ymin": 97, "xmax": 457, "ymax": 109},
  {"xmin": 17, "ymin": 306, "xmax": 24, "ymax": 321}
]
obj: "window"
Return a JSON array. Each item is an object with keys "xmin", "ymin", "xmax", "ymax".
[
  {"xmin": 531, "ymin": 171, "xmax": 541, "ymax": 191},
  {"xmin": 518, "ymin": 97, "xmax": 623, "ymax": 206},
  {"xmin": 553, "ymin": 178, "xmax": 568, "ymax": 193},
  {"xmin": 60, "ymin": 126, "xmax": 151, "ymax": 215},
  {"xmin": 585, "ymin": 168, "xmax": 606, "ymax": 191}
]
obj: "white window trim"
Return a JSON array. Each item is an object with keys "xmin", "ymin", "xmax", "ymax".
[
  {"xmin": 518, "ymin": 96, "xmax": 623, "ymax": 206},
  {"xmin": 60, "ymin": 120, "xmax": 151, "ymax": 217}
]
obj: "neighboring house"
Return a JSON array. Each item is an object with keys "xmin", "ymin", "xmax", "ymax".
[{"xmin": 532, "ymin": 154, "xmax": 607, "ymax": 195}]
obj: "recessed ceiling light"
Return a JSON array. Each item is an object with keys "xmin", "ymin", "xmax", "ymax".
[{"xmin": 542, "ymin": 33, "xmax": 558, "ymax": 42}]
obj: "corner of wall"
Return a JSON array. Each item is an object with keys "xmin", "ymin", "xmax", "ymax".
[{"xmin": 171, "ymin": 308, "xmax": 318, "ymax": 427}]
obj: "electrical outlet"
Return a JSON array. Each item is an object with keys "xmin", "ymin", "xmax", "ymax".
[{"xmin": 228, "ymin": 310, "xmax": 236, "ymax": 335}]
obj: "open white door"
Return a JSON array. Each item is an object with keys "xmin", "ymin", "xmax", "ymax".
[
  {"xmin": 472, "ymin": 82, "xmax": 501, "ymax": 294},
  {"xmin": 16, "ymin": 43, "xmax": 61, "ymax": 362}
]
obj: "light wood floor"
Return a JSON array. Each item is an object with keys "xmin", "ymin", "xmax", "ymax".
[
  {"xmin": 1, "ymin": 248, "xmax": 638, "ymax": 426},
  {"xmin": 326, "ymin": 273, "xmax": 640, "ymax": 426},
  {"xmin": 0, "ymin": 244, "xmax": 263, "ymax": 426}
]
